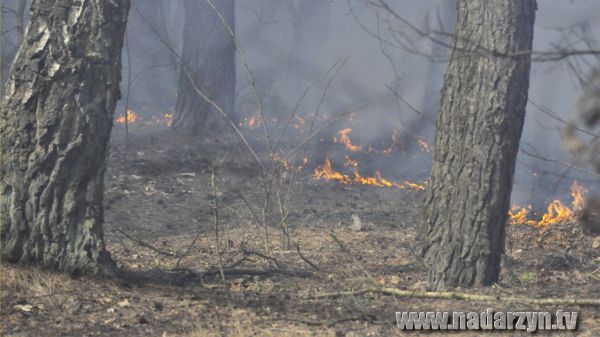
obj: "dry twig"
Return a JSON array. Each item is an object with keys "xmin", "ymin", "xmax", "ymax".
[{"xmin": 310, "ymin": 287, "xmax": 600, "ymax": 306}]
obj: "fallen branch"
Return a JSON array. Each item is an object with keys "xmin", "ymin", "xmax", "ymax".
[
  {"xmin": 115, "ymin": 228, "xmax": 177, "ymax": 257},
  {"xmin": 173, "ymin": 267, "xmax": 313, "ymax": 279},
  {"xmin": 310, "ymin": 287, "xmax": 600, "ymax": 306},
  {"xmin": 241, "ymin": 247, "xmax": 288, "ymax": 269},
  {"xmin": 295, "ymin": 243, "xmax": 320, "ymax": 271}
]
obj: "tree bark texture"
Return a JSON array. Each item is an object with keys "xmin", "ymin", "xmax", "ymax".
[
  {"xmin": 0, "ymin": 0, "xmax": 130, "ymax": 274},
  {"xmin": 417, "ymin": 0, "xmax": 536, "ymax": 290},
  {"xmin": 174, "ymin": 0, "xmax": 236, "ymax": 133}
]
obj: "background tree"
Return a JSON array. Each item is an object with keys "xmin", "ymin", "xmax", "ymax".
[
  {"xmin": 418, "ymin": 0, "xmax": 456, "ymax": 147},
  {"xmin": 123, "ymin": 0, "xmax": 181, "ymax": 116},
  {"xmin": 174, "ymin": 0, "xmax": 236, "ymax": 133},
  {"xmin": 1, "ymin": 0, "xmax": 30, "ymax": 95},
  {"xmin": 417, "ymin": 0, "xmax": 537, "ymax": 290},
  {"xmin": 288, "ymin": 0, "xmax": 330, "ymax": 90},
  {"xmin": 0, "ymin": 0, "xmax": 130, "ymax": 274},
  {"xmin": 566, "ymin": 69, "xmax": 600, "ymax": 234}
]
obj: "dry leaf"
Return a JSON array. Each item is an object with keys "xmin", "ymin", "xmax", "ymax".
[
  {"xmin": 14, "ymin": 304, "xmax": 33, "ymax": 312},
  {"xmin": 351, "ymin": 214, "xmax": 362, "ymax": 232}
]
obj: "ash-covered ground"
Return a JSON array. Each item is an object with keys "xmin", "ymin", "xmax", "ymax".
[{"xmin": 3, "ymin": 126, "xmax": 600, "ymax": 337}]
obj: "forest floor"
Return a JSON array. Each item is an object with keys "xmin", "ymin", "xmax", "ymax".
[{"xmin": 3, "ymin": 126, "xmax": 600, "ymax": 336}]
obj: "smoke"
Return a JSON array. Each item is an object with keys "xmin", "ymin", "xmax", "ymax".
[{"xmin": 109, "ymin": 0, "xmax": 600, "ymax": 205}]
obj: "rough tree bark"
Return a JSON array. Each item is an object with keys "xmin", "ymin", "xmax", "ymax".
[
  {"xmin": 174, "ymin": 0, "xmax": 236, "ymax": 133},
  {"xmin": 417, "ymin": 0, "xmax": 536, "ymax": 290},
  {"xmin": 0, "ymin": 0, "xmax": 130, "ymax": 274}
]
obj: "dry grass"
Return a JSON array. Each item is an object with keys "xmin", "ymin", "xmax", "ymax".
[
  {"xmin": 187, "ymin": 309, "xmax": 337, "ymax": 337},
  {"xmin": 2, "ymin": 265, "xmax": 72, "ymax": 298}
]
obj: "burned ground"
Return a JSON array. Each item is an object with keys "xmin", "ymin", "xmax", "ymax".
[{"xmin": 2, "ymin": 127, "xmax": 600, "ymax": 336}]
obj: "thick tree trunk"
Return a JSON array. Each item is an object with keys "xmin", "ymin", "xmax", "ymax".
[
  {"xmin": 0, "ymin": 0, "xmax": 129, "ymax": 274},
  {"xmin": 174, "ymin": 0, "xmax": 236, "ymax": 133},
  {"xmin": 417, "ymin": 0, "xmax": 536, "ymax": 290}
]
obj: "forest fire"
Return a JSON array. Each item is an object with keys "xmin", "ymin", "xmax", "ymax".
[
  {"xmin": 239, "ymin": 116, "xmax": 261, "ymax": 129},
  {"xmin": 114, "ymin": 111, "xmax": 173, "ymax": 127},
  {"xmin": 313, "ymin": 158, "xmax": 425, "ymax": 191},
  {"xmin": 508, "ymin": 181, "xmax": 588, "ymax": 227},
  {"xmin": 332, "ymin": 128, "xmax": 429, "ymax": 155},
  {"xmin": 335, "ymin": 128, "xmax": 361, "ymax": 152},
  {"xmin": 163, "ymin": 113, "xmax": 173, "ymax": 127},
  {"xmin": 418, "ymin": 139, "xmax": 430, "ymax": 152},
  {"xmin": 115, "ymin": 109, "xmax": 137, "ymax": 124}
]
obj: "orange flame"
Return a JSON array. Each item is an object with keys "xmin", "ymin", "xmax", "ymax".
[
  {"xmin": 164, "ymin": 113, "xmax": 173, "ymax": 127},
  {"xmin": 418, "ymin": 139, "xmax": 430, "ymax": 153},
  {"xmin": 344, "ymin": 156, "xmax": 358, "ymax": 167},
  {"xmin": 115, "ymin": 109, "xmax": 137, "ymax": 124},
  {"xmin": 293, "ymin": 116, "xmax": 305, "ymax": 129},
  {"xmin": 508, "ymin": 180, "xmax": 588, "ymax": 227},
  {"xmin": 336, "ymin": 128, "xmax": 361, "ymax": 152},
  {"xmin": 314, "ymin": 158, "xmax": 425, "ymax": 191}
]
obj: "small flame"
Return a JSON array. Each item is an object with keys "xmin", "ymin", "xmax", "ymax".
[
  {"xmin": 292, "ymin": 116, "xmax": 305, "ymax": 129},
  {"xmin": 382, "ymin": 129, "xmax": 400, "ymax": 154},
  {"xmin": 418, "ymin": 139, "xmax": 430, "ymax": 152},
  {"xmin": 295, "ymin": 157, "xmax": 310, "ymax": 172},
  {"xmin": 337, "ymin": 128, "xmax": 361, "ymax": 152},
  {"xmin": 164, "ymin": 113, "xmax": 173, "ymax": 127},
  {"xmin": 508, "ymin": 180, "xmax": 588, "ymax": 227},
  {"xmin": 571, "ymin": 180, "xmax": 587, "ymax": 211},
  {"xmin": 344, "ymin": 156, "xmax": 358, "ymax": 167},
  {"xmin": 314, "ymin": 158, "xmax": 425, "ymax": 191},
  {"xmin": 115, "ymin": 109, "xmax": 137, "ymax": 124}
]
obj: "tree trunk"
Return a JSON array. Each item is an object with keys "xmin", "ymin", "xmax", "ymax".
[
  {"xmin": 124, "ymin": 0, "xmax": 179, "ymax": 116},
  {"xmin": 418, "ymin": 0, "xmax": 456, "ymax": 146},
  {"xmin": 417, "ymin": 0, "xmax": 536, "ymax": 290},
  {"xmin": 174, "ymin": 0, "xmax": 236, "ymax": 133},
  {"xmin": 289, "ymin": 0, "xmax": 330, "ymax": 88},
  {"xmin": 0, "ymin": 0, "xmax": 130, "ymax": 275}
]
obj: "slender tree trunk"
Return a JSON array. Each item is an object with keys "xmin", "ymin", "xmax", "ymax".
[
  {"xmin": 417, "ymin": 0, "xmax": 536, "ymax": 290},
  {"xmin": 0, "ymin": 0, "xmax": 130, "ymax": 275},
  {"xmin": 174, "ymin": 0, "xmax": 236, "ymax": 133}
]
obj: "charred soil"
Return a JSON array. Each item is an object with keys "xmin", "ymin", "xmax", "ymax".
[{"xmin": 3, "ymin": 128, "xmax": 600, "ymax": 336}]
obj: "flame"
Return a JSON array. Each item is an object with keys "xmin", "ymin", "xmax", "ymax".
[
  {"xmin": 334, "ymin": 128, "xmax": 429, "ymax": 155},
  {"xmin": 508, "ymin": 180, "xmax": 588, "ymax": 227},
  {"xmin": 292, "ymin": 116, "xmax": 305, "ymax": 129},
  {"xmin": 115, "ymin": 109, "xmax": 137, "ymax": 124},
  {"xmin": 295, "ymin": 157, "xmax": 310, "ymax": 172},
  {"xmin": 571, "ymin": 180, "xmax": 587, "ymax": 210},
  {"xmin": 418, "ymin": 139, "xmax": 430, "ymax": 152},
  {"xmin": 239, "ymin": 116, "xmax": 262, "ymax": 129},
  {"xmin": 248, "ymin": 117, "xmax": 258, "ymax": 128},
  {"xmin": 344, "ymin": 156, "xmax": 358, "ymax": 167},
  {"xmin": 314, "ymin": 158, "xmax": 353, "ymax": 184},
  {"xmin": 382, "ymin": 129, "xmax": 399, "ymax": 154},
  {"xmin": 336, "ymin": 128, "xmax": 361, "ymax": 152},
  {"xmin": 314, "ymin": 158, "xmax": 425, "ymax": 191},
  {"xmin": 164, "ymin": 113, "xmax": 173, "ymax": 127}
]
